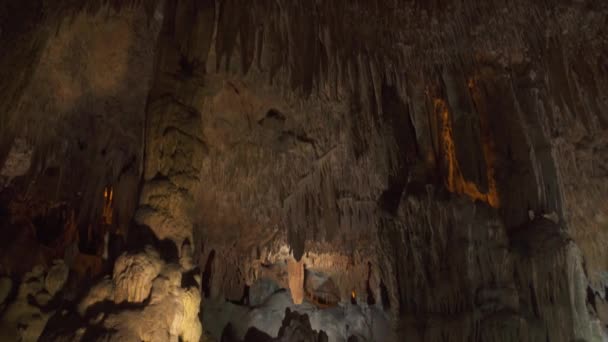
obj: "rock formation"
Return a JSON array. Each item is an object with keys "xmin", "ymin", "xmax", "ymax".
[
  {"xmin": 287, "ymin": 259, "xmax": 305, "ymax": 305},
  {"xmin": 0, "ymin": 261, "xmax": 68, "ymax": 341},
  {"xmin": 221, "ymin": 309, "xmax": 329, "ymax": 342},
  {"xmin": 42, "ymin": 246, "xmax": 202, "ymax": 342},
  {"xmin": 0, "ymin": 0, "xmax": 607, "ymax": 341}
]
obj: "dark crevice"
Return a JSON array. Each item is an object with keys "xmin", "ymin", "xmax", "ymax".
[
  {"xmin": 587, "ymin": 286, "xmax": 598, "ymax": 314},
  {"xmin": 241, "ymin": 285, "xmax": 250, "ymax": 306},
  {"xmin": 202, "ymin": 249, "xmax": 215, "ymax": 298},
  {"xmin": 366, "ymin": 262, "xmax": 376, "ymax": 305},
  {"xmin": 380, "ymin": 280, "xmax": 390, "ymax": 310},
  {"xmin": 33, "ymin": 204, "xmax": 68, "ymax": 246},
  {"xmin": 530, "ymin": 283, "xmax": 540, "ymax": 318},
  {"xmin": 378, "ymin": 180, "xmax": 405, "ymax": 216},
  {"xmin": 179, "ymin": 54, "xmax": 195, "ymax": 76},
  {"xmin": 264, "ymin": 109, "xmax": 285, "ymax": 122}
]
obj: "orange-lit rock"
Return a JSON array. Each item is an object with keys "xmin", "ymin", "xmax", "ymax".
[
  {"xmin": 287, "ymin": 258, "xmax": 305, "ymax": 305},
  {"xmin": 434, "ymin": 98, "xmax": 500, "ymax": 207},
  {"xmin": 102, "ymin": 186, "xmax": 114, "ymax": 225}
]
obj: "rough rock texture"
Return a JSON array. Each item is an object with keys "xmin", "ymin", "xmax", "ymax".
[
  {"xmin": 0, "ymin": 261, "xmax": 68, "ymax": 341},
  {"xmin": 0, "ymin": 277, "xmax": 11, "ymax": 307},
  {"xmin": 45, "ymin": 246, "xmax": 203, "ymax": 342},
  {"xmin": 188, "ymin": 1, "xmax": 608, "ymax": 340},
  {"xmin": 134, "ymin": 0, "xmax": 212, "ymax": 252},
  {"xmin": 0, "ymin": 0, "xmax": 607, "ymax": 341},
  {"xmin": 112, "ymin": 247, "xmax": 163, "ymax": 304},
  {"xmin": 274, "ymin": 309, "xmax": 329, "ymax": 342},
  {"xmin": 45, "ymin": 260, "xmax": 70, "ymax": 297},
  {"xmin": 205, "ymin": 286, "xmax": 394, "ymax": 341},
  {"xmin": 510, "ymin": 219, "xmax": 605, "ymax": 341},
  {"xmin": 0, "ymin": 1, "xmax": 162, "ymax": 282},
  {"xmin": 220, "ymin": 308, "xmax": 330, "ymax": 342},
  {"xmin": 287, "ymin": 259, "xmax": 305, "ymax": 305},
  {"xmin": 2, "ymin": 3, "xmax": 160, "ymax": 229},
  {"xmin": 0, "ymin": 138, "xmax": 33, "ymax": 186}
]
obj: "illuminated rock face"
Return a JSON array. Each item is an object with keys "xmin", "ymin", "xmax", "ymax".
[
  {"xmin": 0, "ymin": 261, "xmax": 68, "ymax": 341},
  {"xmin": 112, "ymin": 247, "xmax": 163, "ymax": 304},
  {"xmin": 54, "ymin": 246, "xmax": 203, "ymax": 342},
  {"xmin": 287, "ymin": 259, "xmax": 305, "ymax": 305},
  {"xmin": 0, "ymin": 0, "xmax": 607, "ymax": 341}
]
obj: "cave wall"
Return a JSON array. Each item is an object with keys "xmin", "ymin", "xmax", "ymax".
[
  {"xmin": 186, "ymin": 0, "xmax": 608, "ymax": 340},
  {"xmin": 0, "ymin": 0, "xmax": 162, "ymax": 288},
  {"xmin": 0, "ymin": 0, "xmax": 607, "ymax": 341},
  {"xmin": 0, "ymin": 2, "xmax": 166, "ymax": 340}
]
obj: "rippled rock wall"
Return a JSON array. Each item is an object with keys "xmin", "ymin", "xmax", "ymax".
[{"xmin": 0, "ymin": 0, "xmax": 606, "ymax": 341}]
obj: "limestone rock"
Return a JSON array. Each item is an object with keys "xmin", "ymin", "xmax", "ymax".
[
  {"xmin": 0, "ymin": 138, "xmax": 32, "ymax": 185},
  {"xmin": 113, "ymin": 247, "xmax": 163, "ymax": 304},
  {"xmin": 249, "ymin": 278, "xmax": 280, "ymax": 307},
  {"xmin": 287, "ymin": 259, "xmax": 304, "ymax": 305},
  {"xmin": 102, "ymin": 267, "xmax": 202, "ymax": 342},
  {"xmin": 0, "ymin": 263, "xmax": 69, "ymax": 341},
  {"xmin": 511, "ymin": 219, "xmax": 608, "ymax": 341},
  {"xmin": 1, "ymin": 0, "xmax": 608, "ymax": 340},
  {"xmin": 173, "ymin": 287, "xmax": 203, "ymax": 342},
  {"xmin": 275, "ymin": 309, "xmax": 328, "ymax": 342},
  {"xmin": 220, "ymin": 308, "xmax": 328, "ymax": 342},
  {"xmin": 78, "ymin": 276, "xmax": 114, "ymax": 316},
  {"xmin": 47, "ymin": 245, "xmax": 203, "ymax": 342},
  {"xmin": 180, "ymin": 239, "xmax": 195, "ymax": 271},
  {"xmin": 18, "ymin": 265, "xmax": 46, "ymax": 299},
  {"xmin": 0, "ymin": 277, "xmax": 11, "ymax": 306},
  {"xmin": 45, "ymin": 259, "xmax": 69, "ymax": 296}
]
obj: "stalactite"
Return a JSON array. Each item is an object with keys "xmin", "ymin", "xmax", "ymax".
[
  {"xmin": 102, "ymin": 186, "xmax": 113, "ymax": 225},
  {"xmin": 287, "ymin": 259, "xmax": 304, "ymax": 304}
]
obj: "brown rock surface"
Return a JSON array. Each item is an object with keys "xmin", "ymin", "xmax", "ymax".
[{"xmin": 0, "ymin": 0, "xmax": 606, "ymax": 341}]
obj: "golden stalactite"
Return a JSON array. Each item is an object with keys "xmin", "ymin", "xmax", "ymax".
[
  {"xmin": 102, "ymin": 186, "xmax": 113, "ymax": 225},
  {"xmin": 433, "ymin": 95, "xmax": 500, "ymax": 208},
  {"xmin": 287, "ymin": 259, "xmax": 305, "ymax": 305}
]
